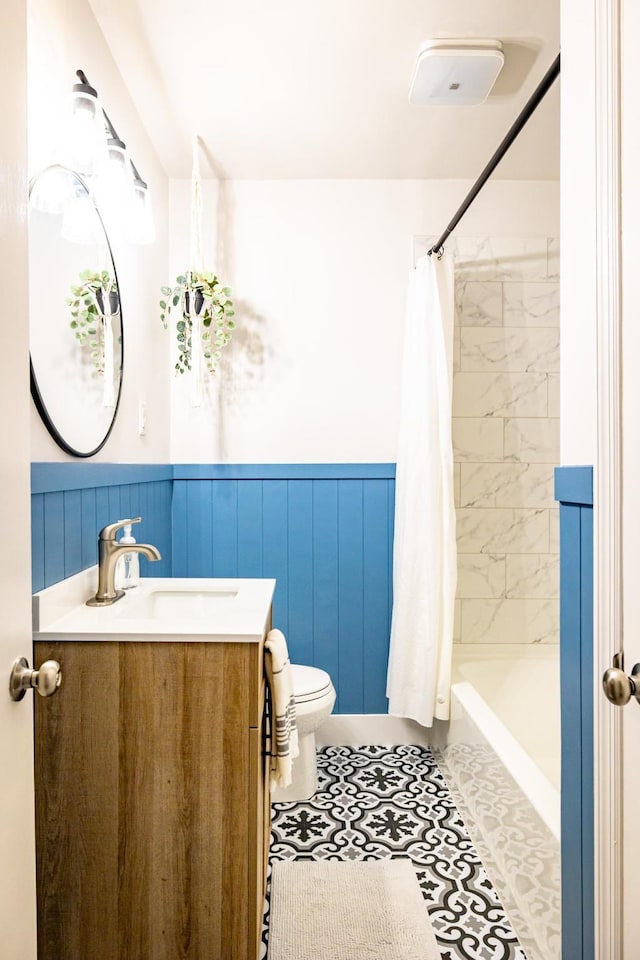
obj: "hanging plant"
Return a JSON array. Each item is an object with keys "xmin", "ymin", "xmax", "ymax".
[
  {"xmin": 67, "ymin": 268, "xmax": 120, "ymax": 374},
  {"xmin": 159, "ymin": 270, "xmax": 235, "ymax": 375}
]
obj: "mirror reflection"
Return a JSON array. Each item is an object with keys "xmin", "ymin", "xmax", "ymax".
[{"xmin": 29, "ymin": 165, "xmax": 123, "ymax": 457}]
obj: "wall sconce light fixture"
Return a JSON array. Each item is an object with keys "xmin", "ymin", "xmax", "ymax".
[{"xmin": 60, "ymin": 68, "xmax": 155, "ymax": 244}]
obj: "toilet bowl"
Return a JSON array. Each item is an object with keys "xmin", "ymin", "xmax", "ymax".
[{"xmin": 271, "ymin": 664, "xmax": 336, "ymax": 803}]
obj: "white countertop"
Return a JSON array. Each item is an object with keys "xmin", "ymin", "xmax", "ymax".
[{"xmin": 33, "ymin": 567, "xmax": 276, "ymax": 643}]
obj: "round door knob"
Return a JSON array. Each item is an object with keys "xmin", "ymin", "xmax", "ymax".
[
  {"xmin": 602, "ymin": 667, "xmax": 633, "ymax": 705},
  {"xmin": 37, "ymin": 660, "xmax": 62, "ymax": 697},
  {"xmin": 9, "ymin": 657, "xmax": 62, "ymax": 702},
  {"xmin": 602, "ymin": 663, "xmax": 640, "ymax": 706}
]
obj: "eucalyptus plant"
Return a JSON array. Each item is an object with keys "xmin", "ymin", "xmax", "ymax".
[
  {"xmin": 160, "ymin": 270, "xmax": 235, "ymax": 375},
  {"xmin": 67, "ymin": 268, "xmax": 119, "ymax": 373}
]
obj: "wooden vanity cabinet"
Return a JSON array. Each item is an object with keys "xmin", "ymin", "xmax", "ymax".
[{"xmin": 34, "ymin": 637, "xmax": 271, "ymax": 960}]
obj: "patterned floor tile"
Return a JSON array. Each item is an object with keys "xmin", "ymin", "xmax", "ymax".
[
  {"xmin": 436, "ymin": 743, "xmax": 560, "ymax": 960},
  {"xmin": 261, "ymin": 745, "xmax": 527, "ymax": 960}
]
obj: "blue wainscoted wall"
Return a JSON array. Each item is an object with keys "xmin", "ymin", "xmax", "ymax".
[
  {"xmin": 555, "ymin": 465, "xmax": 594, "ymax": 960},
  {"xmin": 31, "ymin": 463, "xmax": 174, "ymax": 592},
  {"xmin": 172, "ymin": 464, "xmax": 395, "ymax": 714},
  {"xmin": 30, "ymin": 463, "xmax": 395, "ymax": 715}
]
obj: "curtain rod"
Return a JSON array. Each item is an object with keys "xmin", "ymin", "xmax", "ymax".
[{"xmin": 428, "ymin": 53, "xmax": 561, "ymax": 257}]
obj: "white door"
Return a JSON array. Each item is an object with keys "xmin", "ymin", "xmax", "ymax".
[
  {"xmin": 620, "ymin": 0, "xmax": 640, "ymax": 952},
  {"xmin": 592, "ymin": 0, "xmax": 640, "ymax": 954},
  {"xmin": 0, "ymin": 1, "xmax": 38, "ymax": 957}
]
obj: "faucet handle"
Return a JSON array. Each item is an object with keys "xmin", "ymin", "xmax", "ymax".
[{"xmin": 99, "ymin": 517, "xmax": 142, "ymax": 541}]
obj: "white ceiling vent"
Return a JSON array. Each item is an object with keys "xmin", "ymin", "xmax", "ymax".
[{"xmin": 409, "ymin": 39, "xmax": 504, "ymax": 106}]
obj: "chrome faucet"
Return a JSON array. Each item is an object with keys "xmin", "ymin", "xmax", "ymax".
[{"xmin": 86, "ymin": 517, "xmax": 162, "ymax": 607}]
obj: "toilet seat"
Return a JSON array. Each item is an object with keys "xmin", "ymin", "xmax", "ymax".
[{"xmin": 291, "ymin": 664, "xmax": 333, "ymax": 703}]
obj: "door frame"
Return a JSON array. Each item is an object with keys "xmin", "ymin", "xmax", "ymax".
[{"xmin": 593, "ymin": 0, "xmax": 623, "ymax": 954}]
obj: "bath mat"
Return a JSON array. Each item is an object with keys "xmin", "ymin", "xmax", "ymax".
[{"xmin": 268, "ymin": 858, "xmax": 440, "ymax": 960}]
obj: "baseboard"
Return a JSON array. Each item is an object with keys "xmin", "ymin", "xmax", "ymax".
[{"xmin": 316, "ymin": 714, "xmax": 432, "ymax": 747}]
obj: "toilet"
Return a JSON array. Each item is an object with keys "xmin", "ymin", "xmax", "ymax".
[{"xmin": 271, "ymin": 664, "xmax": 336, "ymax": 803}]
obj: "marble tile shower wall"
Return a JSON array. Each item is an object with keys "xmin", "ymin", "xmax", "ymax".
[{"xmin": 448, "ymin": 237, "xmax": 560, "ymax": 645}]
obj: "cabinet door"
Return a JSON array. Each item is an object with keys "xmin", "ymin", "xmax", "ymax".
[{"xmin": 34, "ymin": 641, "xmax": 255, "ymax": 960}]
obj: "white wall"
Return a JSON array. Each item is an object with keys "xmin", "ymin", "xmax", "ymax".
[
  {"xmin": 169, "ymin": 178, "xmax": 559, "ymax": 463},
  {"xmin": 28, "ymin": 0, "xmax": 170, "ymax": 462},
  {"xmin": 559, "ymin": 0, "xmax": 597, "ymax": 465}
]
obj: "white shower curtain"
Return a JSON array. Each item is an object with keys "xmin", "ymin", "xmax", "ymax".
[{"xmin": 386, "ymin": 252, "xmax": 457, "ymax": 727}]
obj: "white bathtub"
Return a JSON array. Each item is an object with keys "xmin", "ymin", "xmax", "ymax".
[
  {"xmin": 452, "ymin": 643, "xmax": 560, "ymax": 834},
  {"xmin": 434, "ymin": 644, "xmax": 561, "ymax": 960}
]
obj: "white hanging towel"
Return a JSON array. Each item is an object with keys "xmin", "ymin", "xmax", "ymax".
[
  {"xmin": 386, "ymin": 252, "xmax": 457, "ymax": 727},
  {"xmin": 264, "ymin": 629, "xmax": 299, "ymax": 789}
]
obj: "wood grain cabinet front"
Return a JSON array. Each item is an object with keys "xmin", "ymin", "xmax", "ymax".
[{"xmin": 34, "ymin": 637, "xmax": 271, "ymax": 960}]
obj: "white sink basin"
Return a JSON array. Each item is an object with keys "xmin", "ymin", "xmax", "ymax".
[
  {"xmin": 120, "ymin": 588, "xmax": 238, "ymax": 620},
  {"xmin": 32, "ymin": 572, "xmax": 276, "ymax": 643}
]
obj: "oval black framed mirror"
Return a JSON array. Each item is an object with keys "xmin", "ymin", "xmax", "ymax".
[{"xmin": 28, "ymin": 164, "xmax": 124, "ymax": 457}]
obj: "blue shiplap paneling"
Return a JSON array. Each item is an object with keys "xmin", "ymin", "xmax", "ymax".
[
  {"xmin": 31, "ymin": 464, "xmax": 173, "ymax": 590},
  {"xmin": 363, "ymin": 479, "xmax": 392, "ymax": 712},
  {"xmin": 80, "ymin": 488, "xmax": 97, "ymax": 571},
  {"xmin": 95, "ymin": 486, "xmax": 111, "ymax": 542},
  {"xmin": 211, "ymin": 480, "xmax": 239, "ymax": 577},
  {"xmin": 287, "ymin": 480, "xmax": 314, "ymax": 668},
  {"xmin": 237, "ymin": 481, "xmax": 263, "ymax": 577},
  {"xmin": 556, "ymin": 465, "xmax": 594, "ymax": 960},
  {"xmin": 31, "ymin": 462, "xmax": 172, "ymax": 493},
  {"xmin": 171, "ymin": 479, "xmax": 188, "ymax": 574},
  {"xmin": 187, "ymin": 478, "xmax": 212, "ymax": 576},
  {"xmin": 311, "ymin": 480, "xmax": 339, "ymax": 690},
  {"xmin": 337, "ymin": 480, "xmax": 365, "ymax": 713},
  {"xmin": 32, "ymin": 463, "xmax": 394, "ymax": 714},
  {"xmin": 555, "ymin": 465, "xmax": 593, "ymax": 505},
  {"xmin": 31, "ymin": 494, "xmax": 45, "ymax": 593},
  {"xmin": 580, "ymin": 501, "xmax": 594, "ymax": 960},
  {"xmin": 261, "ymin": 479, "xmax": 290, "ymax": 639},
  {"xmin": 173, "ymin": 463, "xmax": 395, "ymax": 481},
  {"xmin": 171, "ymin": 468, "xmax": 394, "ymax": 713},
  {"xmin": 43, "ymin": 492, "xmax": 65, "ymax": 587},
  {"xmin": 63, "ymin": 489, "xmax": 83, "ymax": 579}
]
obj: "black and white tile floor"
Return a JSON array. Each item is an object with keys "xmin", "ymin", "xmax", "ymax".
[{"xmin": 261, "ymin": 745, "xmax": 527, "ymax": 960}]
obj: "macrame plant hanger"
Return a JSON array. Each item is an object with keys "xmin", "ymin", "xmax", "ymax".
[
  {"xmin": 189, "ymin": 135, "xmax": 205, "ymax": 407},
  {"xmin": 99, "ymin": 242, "xmax": 117, "ymax": 408}
]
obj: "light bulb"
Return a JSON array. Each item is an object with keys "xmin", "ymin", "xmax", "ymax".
[
  {"xmin": 60, "ymin": 82, "xmax": 108, "ymax": 177},
  {"xmin": 94, "ymin": 137, "xmax": 135, "ymax": 231}
]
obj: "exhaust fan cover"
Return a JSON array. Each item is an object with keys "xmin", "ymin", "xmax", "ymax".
[{"xmin": 409, "ymin": 39, "xmax": 504, "ymax": 106}]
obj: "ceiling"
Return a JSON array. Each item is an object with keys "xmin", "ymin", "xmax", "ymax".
[{"xmin": 89, "ymin": 0, "xmax": 560, "ymax": 180}]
